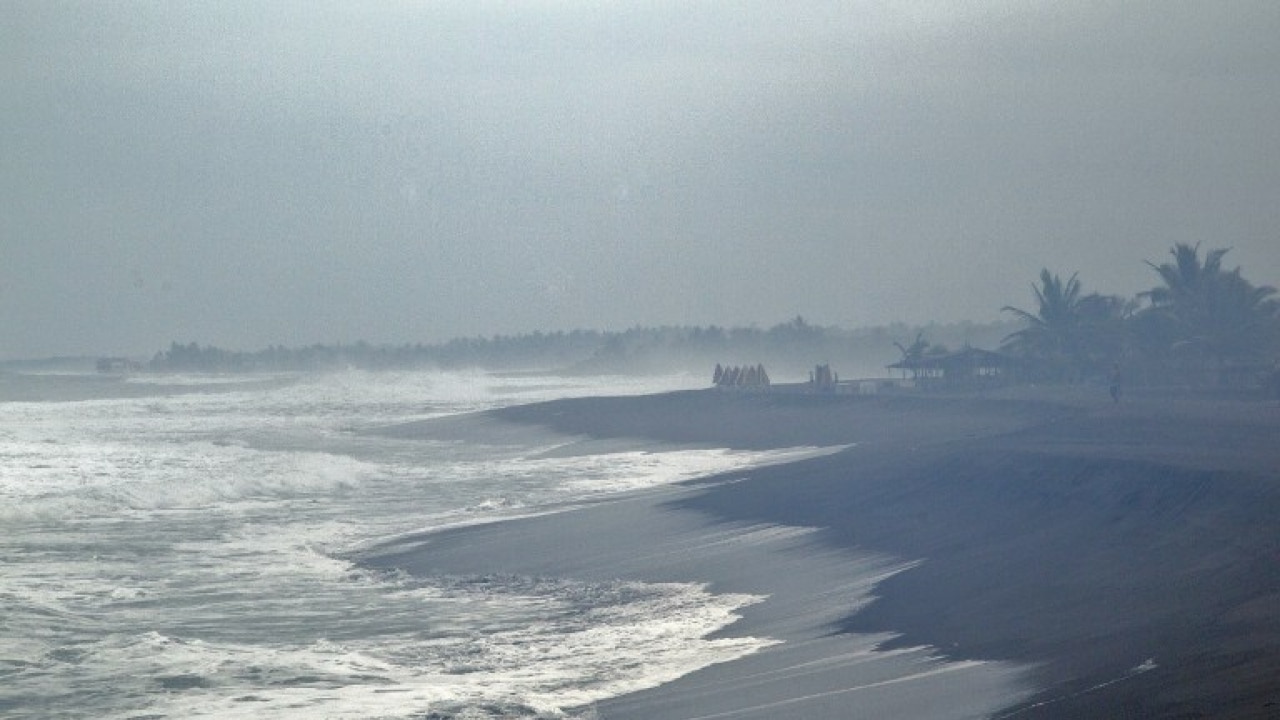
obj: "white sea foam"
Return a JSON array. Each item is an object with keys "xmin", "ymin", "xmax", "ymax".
[
  {"xmin": 0, "ymin": 370, "xmax": 787, "ymax": 719},
  {"xmin": 99, "ymin": 578, "xmax": 772, "ymax": 720},
  {"xmin": 0, "ymin": 369, "xmax": 1033, "ymax": 719}
]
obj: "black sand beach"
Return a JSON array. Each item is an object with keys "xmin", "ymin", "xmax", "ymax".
[{"xmin": 371, "ymin": 388, "xmax": 1280, "ymax": 718}]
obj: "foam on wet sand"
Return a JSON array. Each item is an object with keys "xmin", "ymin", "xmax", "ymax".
[{"xmin": 370, "ymin": 387, "xmax": 1280, "ymax": 718}]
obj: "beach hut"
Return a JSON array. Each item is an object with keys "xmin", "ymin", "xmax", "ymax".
[{"xmin": 887, "ymin": 347, "xmax": 1017, "ymax": 389}]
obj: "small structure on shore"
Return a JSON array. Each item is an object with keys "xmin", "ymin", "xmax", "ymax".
[
  {"xmin": 809, "ymin": 364, "xmax": 838, "ymax": 392},
  {"xmin": 887, "ymin": 346, "xmax": 1016, "ymax": 389},
  {"xmin": 713, "ymin": 363, "xmax": 771, "ymax": 389}
]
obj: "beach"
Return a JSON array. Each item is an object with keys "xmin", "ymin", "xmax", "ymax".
[{"xmin": 370, "ymin": 387, "xmax": 1280, "ymax": 718}]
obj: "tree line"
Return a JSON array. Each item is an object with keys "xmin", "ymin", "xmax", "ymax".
[
  {"xmin": 147, "ymin": 318, "xmax": 1009, "ymax": 376},
  {"xmin": 148, "ymin": 242, "xmax": 1274, "ymax": 388},
  {"xmin": 997, "ymin": 243, "xmax": 1278, "ymax": 387}
]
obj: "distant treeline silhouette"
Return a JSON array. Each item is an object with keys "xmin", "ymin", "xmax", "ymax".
[
  {"xmin": 146, "ymin": 245, "xmax": 1279, "ymax": 390},
  {"xmin": 148, "ymin": 318, "xmax": 1012, "ymax": 375}
]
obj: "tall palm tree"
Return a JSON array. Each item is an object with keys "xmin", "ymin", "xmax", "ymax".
[
  {"xmin": 1002, "ymin": 270, "xmax": 1126, "ymax": 380},
  {"xmin": 1142, "ymin": 243, "xmax": 1231, "ymax": 312},
  {"xmin": 1139, "ymin": 243, "xmax": 1278, "ymax": 367},
  {"xmin": 1200, "ymin": 270, "xmax": 1280, "ymax": 359},
  {"xmin": 998, "ymin": 269, "xmax": 1080, "ymax": 358}
]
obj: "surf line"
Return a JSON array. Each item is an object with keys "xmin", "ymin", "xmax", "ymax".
[
  {"xmin": 674, "ymin": 659, "xmax": 992, "ymax": 720},
  {"xmin": 992, "ymin": 658, "xmax": 1158, "ymax": 718}
]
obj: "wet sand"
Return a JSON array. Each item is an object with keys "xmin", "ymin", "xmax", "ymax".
[{"xmin": 372, "ymin": 387, "xmax": 1280, "ymax": 718}]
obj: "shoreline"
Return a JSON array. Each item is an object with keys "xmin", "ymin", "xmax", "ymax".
[
  {"xmin": 369, "ymin": 387, "xmax": 1280, "ymax": 718},
  {"xmin": 362, "ymin": 461, "xmax": 1037, "ymax": 719}
]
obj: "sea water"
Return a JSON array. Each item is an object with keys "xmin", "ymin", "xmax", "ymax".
[{"xmin": 0, "ymin": 369, "xmax": 827, "ymax": 719}]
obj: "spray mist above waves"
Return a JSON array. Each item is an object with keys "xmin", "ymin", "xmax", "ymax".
[{"xmin": 0, "ymin": 369, "xmax": 843, "ymax": 719}]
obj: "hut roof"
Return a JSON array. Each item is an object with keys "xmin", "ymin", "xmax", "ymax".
[{"xmin": 887, "ymin": 346, "xmax": 1017, "ymax": 371}]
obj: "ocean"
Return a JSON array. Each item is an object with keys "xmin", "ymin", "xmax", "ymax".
[{"xmin": 0, "ymin": 369, "xmax": 834, "ymax": 719}]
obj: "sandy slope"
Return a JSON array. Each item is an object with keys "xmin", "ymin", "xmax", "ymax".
[{"xmin": 376, "ymin": 387, "xmax": 1280, "ymax": 718}]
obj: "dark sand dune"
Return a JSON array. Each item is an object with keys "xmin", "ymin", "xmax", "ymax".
[{"xmin": 373, "ymin": 388, "xmax": 1280, "ymax": 718}]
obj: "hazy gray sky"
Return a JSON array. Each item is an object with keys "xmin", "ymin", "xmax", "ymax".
[{"xmin": 4, "ymin": 1, "xmax": 1279, "ymax": 357}]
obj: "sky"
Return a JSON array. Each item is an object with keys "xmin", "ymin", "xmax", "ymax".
[{"xmin": 4, "ymin": 1, "xmax": 1279, "ymax": 358}]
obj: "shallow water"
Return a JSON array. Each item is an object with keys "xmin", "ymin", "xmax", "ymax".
[{"xmin": 2, "ymin": 369, "xmax": 829, "ymax": 719}]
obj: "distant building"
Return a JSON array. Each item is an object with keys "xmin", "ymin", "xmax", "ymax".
[{"xmin": 886, "ymin": 347, "xmax": 1017, "ymax": 389}]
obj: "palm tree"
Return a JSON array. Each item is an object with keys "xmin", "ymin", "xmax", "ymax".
[
  {"xmin": 1201, "ymin": 270, "xmax": 1280, "ymax": 359},
  {"xmin": 1142, "ymin": 243, "xmax": 1231, "ymax": 311},
  {"xmin": 1002, "ymin": 269, "xmax": 1127, "ymax": 381},
  {"xmin": 893, "ymin": 332, "xmax": 931, "ymax": 366},
  {"xmin": 1001, "ymin": 270, "xmax": 1083, "ymax": 375},
  {"xmin": 892, "ymin": 332, "xmax": 949, "ymax": 380},
  {"xmin": 1138, "ymin": 243, "xmax": 1279, "ymax": 377}
]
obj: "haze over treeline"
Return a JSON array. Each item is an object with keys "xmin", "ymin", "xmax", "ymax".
[
  {"xmin": 141, "ymin": 240, "xmax": 1280, "ymax": 390},
  {"xmin": 145, "ymin": 318, "xmax": 1011, "ymax": 379},
  {"xmin": 5, "ymin": 2, "xmax": 1280, "ymax": 359}
]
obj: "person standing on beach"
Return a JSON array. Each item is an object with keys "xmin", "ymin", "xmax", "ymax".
[{"xmin": 1109, "ymin": 362, "xmax": 1122, "ymax": 403}]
